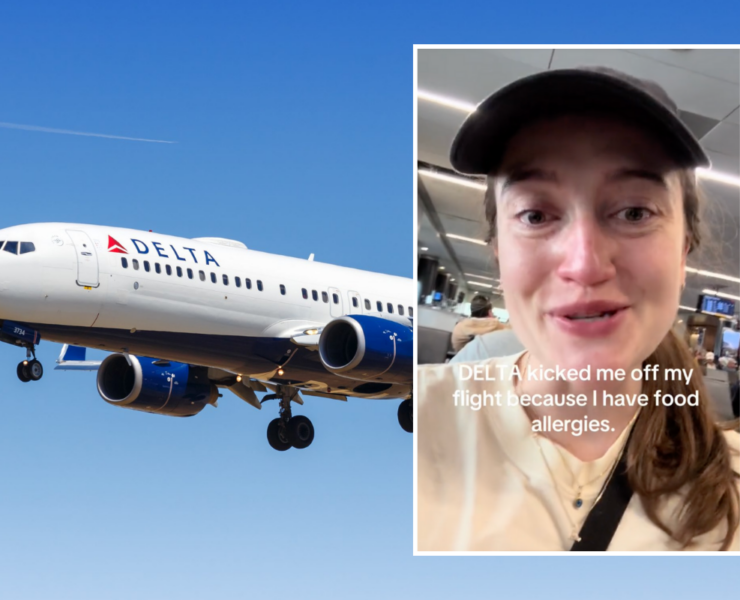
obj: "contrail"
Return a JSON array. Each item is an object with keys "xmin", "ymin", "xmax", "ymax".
[{"xmin": 0, "ymin": 121, "xmax": 177, "ymax": 143}]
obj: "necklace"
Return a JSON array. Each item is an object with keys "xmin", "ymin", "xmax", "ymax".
[{"xmin": 533, "ymin": 432, "xmax": 626, "ymax": 542}]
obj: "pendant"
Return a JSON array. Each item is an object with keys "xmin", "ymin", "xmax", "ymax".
[
  {"xmin": 574, "ymin": 497, "xmax": 583, "ymax": 509},
  {"xmin": 571, "ymin": 530, "xmax": 582, "ymax": 542}
]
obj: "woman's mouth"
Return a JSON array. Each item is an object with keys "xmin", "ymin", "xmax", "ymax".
[{"xmin": 549, "ymin": 302, "xmax": 630, "ymax": 337}]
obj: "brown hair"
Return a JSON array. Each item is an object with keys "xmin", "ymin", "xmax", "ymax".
[{"xmin": 485, "ymin": 169, "xmax": 740, "ymax": 550}]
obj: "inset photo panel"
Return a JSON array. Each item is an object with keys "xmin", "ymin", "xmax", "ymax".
[{"xmin": 415, "ymin": 46, "xmax": 740, "ymax": 553}]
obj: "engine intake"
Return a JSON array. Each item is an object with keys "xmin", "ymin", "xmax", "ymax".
[
  {"xmin": 318, "ymin": 315, "xmax": 412, "ymax": 384},
  {"xmin": 97, "ymin": 354, "xmax": 217, "ymax": 417}
]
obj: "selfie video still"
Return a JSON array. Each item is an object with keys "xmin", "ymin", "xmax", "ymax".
[{"xmin": 416, "ymin": 48, "xmax": 740, "ymax": 552}]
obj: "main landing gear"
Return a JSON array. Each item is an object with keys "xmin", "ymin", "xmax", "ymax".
[
  {"xmin": 262, "ymin": 385, "xmax": 315, "ymax": 451},
  {"xmin": 17, "ymin": 348, "xmax": 43, "ymax": 383},
  {"xmin": 398, "ymin": 397, "xmax": 412, "ymax": 433}
]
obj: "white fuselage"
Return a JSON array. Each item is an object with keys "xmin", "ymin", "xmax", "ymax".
[{"xmin": 0, "ymin": 223, "xmax": 414, "ymax": 397}]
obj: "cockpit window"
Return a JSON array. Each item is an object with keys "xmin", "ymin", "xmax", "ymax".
[
  {"xmin": 19, "ymin": 242, "xmax": 35, "ymax": 254},
  {"xmin": 4, "ymin": 241, "xmax": 18, "ymax": 255},
  {"xmin": 0, "ymin": 242, "xmax": 4, "ymax": 250}
]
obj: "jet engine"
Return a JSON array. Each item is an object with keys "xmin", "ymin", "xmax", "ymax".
[
  {"xmin": 318, "ymin": 315, "xmax": 412, "ymax": 385},
  {"xmin": 97, "ymin": 354, "xmax": 218, "ymax": 417}
]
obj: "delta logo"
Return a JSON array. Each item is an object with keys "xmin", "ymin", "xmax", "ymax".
[
  {"xmin": 106, "ymin": 234, "xmax": 220, "ymax": 266},
  {"xmin": 108, "ymin": 235, "xmax": 128, "ymax": 254}
]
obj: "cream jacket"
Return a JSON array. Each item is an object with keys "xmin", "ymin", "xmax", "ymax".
[{"xmin": 418, "ymin": 352, "xmax": 740, "ymax": 552}]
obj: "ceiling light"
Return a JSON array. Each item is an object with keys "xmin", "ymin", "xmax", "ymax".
[
  {"xmin": 469, "ymin": 281, "xmax": 493, "ymax": 288},
  {"xmin": 417, "ymin": 90, "xmax": 476, "ymax": 113},
  {"xmin": 702, "ymin": 289, "xmax": 740, "ymax": 302},
  {"xmin": 439, "ymin": 266, "xmax": 445, "ymax": 270},
  {"xmin": 447, "ymin": 233, "xmax": 487, "ymax": 246},
  {"xmin": 686, "ymin": 266, "xmax": 740, "ymax": 285},
  {"xmin": 464, "ymin": 273, "xmax": 497, "ymax": 281},
  {"xmin": 679, "ymin": 305, "xmax": 696, "ymax": 311},
  {"xmin": 419, "ymin": 169, "xmax": 486, "ymax": 190},
  {"xmin": 696, "ymin": 168, "xmax": 740, "ymax": 188},
  {"xmin": 420, "ymin": 246, "xmax": 428, "ymax": 251}
]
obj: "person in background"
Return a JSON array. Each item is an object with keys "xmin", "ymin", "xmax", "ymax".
[{"xmin": 450, "ymin": 295, "xmax": 505, "ymax": 352}]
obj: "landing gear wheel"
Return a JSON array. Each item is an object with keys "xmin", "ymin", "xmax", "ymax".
[
  {"xmin": 398, "ymin": 398, "xmax": 413, "ymax": 433},
  {"xmin": 267, "ymin": 418, "xmax": 292, "ymax": 451},
  {"xmin": 17, "ymin": 362, "xmax": 31, "ymax": 383},
  {"xmin": 28, "ymin": 360, "xmax": 43, "ymax": 381},
  {"xmin": 287, "ymin": 415, "xmax": 314, "ymax": 449}
]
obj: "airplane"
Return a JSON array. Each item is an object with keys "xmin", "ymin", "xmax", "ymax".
[{"xmin": 0, "ymin": 223, "xmax": 414, "ymax": 450}]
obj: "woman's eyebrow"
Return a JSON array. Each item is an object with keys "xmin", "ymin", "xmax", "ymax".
[
  {"xmin": 607, "ymin": 168, "xmax": 668, "ymax": 189},
  {"xmin": 500, "ymin": 168, "xmax": 558, "ymax": 193}
]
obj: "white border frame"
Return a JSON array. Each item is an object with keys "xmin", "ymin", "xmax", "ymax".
[{"xmin": 413, "ymin": 43, "xmax": 740, "ymax": 557}]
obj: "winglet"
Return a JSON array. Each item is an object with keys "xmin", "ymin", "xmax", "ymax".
[{"xmin": 55, "ymin": 344, "xmax": 103, "ymax": 371}]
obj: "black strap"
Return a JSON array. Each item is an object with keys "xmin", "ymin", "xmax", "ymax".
[{"xmin": 569, "ymin": 450, "xmax": 633, "ymax": 551}]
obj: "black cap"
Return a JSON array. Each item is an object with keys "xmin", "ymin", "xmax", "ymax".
[{"xmin": 450, "ymin": 66, "xmax": 711, "ymax": 175}]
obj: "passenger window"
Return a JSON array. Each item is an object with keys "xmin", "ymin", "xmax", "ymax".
[
  {"xmin": 321, "ymin": 291, "xmax": 328, "ymax": 303},
  {"xmin": 332, "ymin": 293, "xmax": 339, "ymax": 304},
  {"xmin": 210, "ymin": 272, "xmax": 217, "ymax": 284},
  {"xmin": 166, "ymin": 265, "xmax": 172, "ymax": 276},
  {"xmin": 246, "ymin": 278, "xmax": 252, "ymax": 289},
  {"xmin": 376, "ymin": 301, "xmax": 382, "ymax": 312},
  {"xmin": 223, "ymin": 274, "xmax": 229, "ymax": 285},
  {"xmin": 199, "ymin": 270, "xmax": 206, "ymax": 281},
  {"xmin": 302, "ymin": 288, "xmax": 308, "ymax": 299},
  {"xmin": 155, "ymin": 263, "xmax": 161, "ymax": 274},
  {"xmin": 364, "ymin": 299, "xmax": 370, "ymax": 310},
  {"xmin": 4, "ymin": 241, "xmax": 18, "ymax": 254},
  {"xmin": 257, "ymin": 280, "xmax": 263, "ymax": 291},
  {"xmin": 132, "ymin": 259, "xmax": 140, "ymax": 270},
  {"xmin": 121, "ymin": 257, "xmax": 128, "ymax": 269},
  {"xmin": 387, "ymin": 303, "xmax": 393, "ymax": 314},
  {"xmin": 177, "ymin": 266, "xmax": 183, "ymax": 277},
  {"xmin": 144, "ymin": 261, "xmax": 150, "ymax": 272},
  {"xmin": 235, "ymin": 277, "xmax": 241, "ymax": 288},
  {"xmin": 352, "ymin": 297, "xmax": 358, "ymax": 308},
  {"xmin": 409, "ymin": 307, "xmax": 414, "ymax": 317},
  {"xmin": 398, "ymin": 305, "xmax": 404, "ymax": 316},
  {"xmin": 20, "ymin": 242, "xmax": 35, "ymax": 254},
  {"xmin": 280, "ymin": 284, "xmax": 286, "ymax": 295},
  {"xmin": 187, "ymin": 268, "xmax": 193, "ymax": 279},
  {"xmin": 312, "ymin": 290, "xmax": 318, "ymax": 301}
]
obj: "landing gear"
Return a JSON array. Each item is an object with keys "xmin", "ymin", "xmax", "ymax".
[
  {"xmin": 16, "ymin": 347, "xmax": 43, "ymax": 383},
  {"xmin": 263, "ymin": 386, "xmax": 314, "ymax": 451},
  {"xmin": 398, "ymin": 398, "xmax": 413, "ymax": 433}
]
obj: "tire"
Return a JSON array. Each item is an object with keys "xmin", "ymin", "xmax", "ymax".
[
  {"xmin": 267, "ymin": 418, "xmax": 292, "ymax": 451},
  {"xmin": 28, "ymin": 360, "xmax": 43, "ymax": 381},
  {"xmin": 17, "ymin": 362, "xmax": 31, "ymax": 383},
  {"xmin": 287, "ymin": 415, "xmax": 314, "ymax": 449},
  {"xmin": 398, "ymin": 398, "xmax": 413, "ymax": 433}
]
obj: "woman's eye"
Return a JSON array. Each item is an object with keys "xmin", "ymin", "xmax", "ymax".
[
  {"xmin": 518, "ymin": 210, "xmax": 548, "ymax": 225},
  {"xmin": 616, "ymin": 207, "xmax": 653, "ymax": 222}
]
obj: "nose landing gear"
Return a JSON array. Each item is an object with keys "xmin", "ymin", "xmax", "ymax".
[
  {"xmin": 263, "ymin": 385, "xmax": 315, "ymax": 451},
  {"xmin": 16, "ymin": 348, "xmax": 43, "ymax": 383}
]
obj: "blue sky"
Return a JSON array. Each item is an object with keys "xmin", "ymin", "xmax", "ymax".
[{"xmin": 2, "ymin": 2, "xmax": 740, "ymax": 599}]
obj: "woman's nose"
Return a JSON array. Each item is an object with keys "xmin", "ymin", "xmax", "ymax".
[{"xmin": 555, "ymin": 216, "xmax": 617, "ymax": 286}]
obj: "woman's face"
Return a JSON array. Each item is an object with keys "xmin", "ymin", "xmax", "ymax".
[{"xmin": 494, "ymin": 115, "xmax": 688, "ymax": 374}]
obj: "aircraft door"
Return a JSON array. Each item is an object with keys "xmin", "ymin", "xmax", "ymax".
[
  {"xmin": 66, "ymin": 230, "xmax": 100, "ymax": 288},
  {"xmin": 328, "ymin": 287, "xmax": 344, "ymax": 318},
  {"xmin": 348, "ymin": 291, "xmax": 363, "ymax": 314}
]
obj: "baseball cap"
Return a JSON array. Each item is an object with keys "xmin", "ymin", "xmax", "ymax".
[{"xmin": 450, "ymin": 66, "xmax": 711, "ymax": 175}]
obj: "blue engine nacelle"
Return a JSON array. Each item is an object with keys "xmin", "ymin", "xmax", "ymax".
[
  {"xmin": 318, "ymin": 315, "xmax": 412, "ymax": 385},
  {"xmin": 97, "ymin": 354, "xmax": 218, "ymax": 417}
]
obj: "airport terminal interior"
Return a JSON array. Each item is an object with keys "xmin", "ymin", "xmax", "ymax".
[{"xmin": 417, "ymin": 48, "xmax": 740, "ymax": 422}]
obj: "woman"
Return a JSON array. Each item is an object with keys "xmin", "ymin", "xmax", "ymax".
[{"xmin": 417, "ymin": 67, "xmax": 740, "ymax": 551}]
